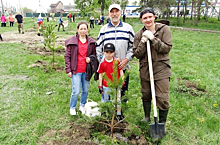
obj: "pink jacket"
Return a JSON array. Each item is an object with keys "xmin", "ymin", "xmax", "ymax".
[{"xmin": 1, "ymin": 15, "xmax": 7, "ymax": 22}]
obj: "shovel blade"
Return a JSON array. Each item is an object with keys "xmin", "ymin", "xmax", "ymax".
[{"xmin": 150, "ymin": 122, "xmax": 165, "ymax": 139}]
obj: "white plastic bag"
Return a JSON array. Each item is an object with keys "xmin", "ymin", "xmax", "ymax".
[{"xmin": 85, "ymin": 99, "xmax": 101, "ymax": 117}]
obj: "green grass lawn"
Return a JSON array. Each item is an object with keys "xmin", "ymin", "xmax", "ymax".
[{"xmin": 0, "ymin": 17, "xmax": 220, "ymax": 144}]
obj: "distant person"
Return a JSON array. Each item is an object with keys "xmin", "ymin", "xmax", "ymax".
[
  {"xmin": 72, "ymin": 14, "xmax": 75, "ymax": 22},
  {"xmin": 8, "ymin": 14, "xmax": 14, "ymax": 27},
  {"xmin": 58, "ymin": 14, "xmax": 65, "ymax": 32},
  {"xmin": 1, "ymin": 14, "xmax": 7, "ymax": 27},
  {"xmin": 15, "ymin": 12, "xmax": 24, "ymax": 34},
  {"xmin": 46, "ymin": 14, "xmax": 49, "ymax": 22},
  {"xmin": 100, "ymin": 14, "xmax": 104, "ymax": 25},
  {"xmin": 89, "ymin": 15, "xmax": 94, "ymax": 29},
  {"xmin": 64, "ymin": 22, "xmax": 98, "ymax": 115},
  {"xmin": 68, "ymin": 13, "xmax": 72, "ymax": 22},
  {"xmin": 37, "ymin": 14, "xmax": 43, "ymax": 29},
  {"xmin": 133, "ymin": 7, "xmax": 172, "ymax": 123},
  {"xmin": 123, "ymin": 14, "xmax": 126, "ymax": 22}
]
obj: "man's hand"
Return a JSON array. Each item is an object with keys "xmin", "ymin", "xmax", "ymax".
[
  {"xmin": 98, "ymin": 86, "xmax": 103, "ymax": 94},
  {"xmin": 141, "ymin": 30, "xmax": 154, "ymax": 43},
  {"xmin": 67, "ymin": 72, "xmax": 72, "ymax": 78},
  {"xmin": 86, "ymin": 57, "xmax": 90, "ymax": 63},
  {"xmin": 118, "ymin": 58, "xmax": 129, "ymax": 69}
]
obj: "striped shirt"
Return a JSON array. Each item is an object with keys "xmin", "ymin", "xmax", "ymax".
[{"xmin": 96, "ymin": 20, "xmax": 134, "ymax": 70}]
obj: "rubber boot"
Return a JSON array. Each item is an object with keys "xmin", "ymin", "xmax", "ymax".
[
  {"xmin": 159, "ymin": 109, "xmax": 169, "ymax": 123},
  {"xmin": 141, "ymin": 100, "xmax": 151, "ymax": 122}
]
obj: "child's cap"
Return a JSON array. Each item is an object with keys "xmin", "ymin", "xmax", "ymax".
[{"xmin": 104, "ymin": 43, "xmax": 115, "ymax": 52}]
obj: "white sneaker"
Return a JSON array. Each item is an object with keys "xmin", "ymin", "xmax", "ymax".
[
  {"xmin": 70, "ymin": 108, "xmax": 76, "ymax": 115},
  {"xmin": 79, "ymin": 106, "xmax": 86, "ymax": 114}
]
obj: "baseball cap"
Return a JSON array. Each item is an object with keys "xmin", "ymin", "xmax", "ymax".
[
  {"xmin": 140, "ymin": 7, "xmax": 157, "ymax": 19},
  {"xmin": 104, "ymin": 43, "xmax": 115, "ymax": 52},
  {"xmin": 109, "ymin": 4, "xmax": 121, "ymax": 12}
]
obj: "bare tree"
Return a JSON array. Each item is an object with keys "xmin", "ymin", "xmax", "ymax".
[
  {"xmin": 183, "ymin": 0, "xmax": 188, "ymax": 23},
  {"xmin": 191, "ymin": 0, "xmax": 194, "ymax": 20},
  {"xmin": 177, "ymin": 0, "xmax": 180, "ymax": 19}
]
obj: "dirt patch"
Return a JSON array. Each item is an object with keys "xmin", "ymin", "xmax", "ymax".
[
  {"xmin": 37, "ymin": 119, "xmax": 148, "ymax": 145},
  {"xmin": 1, "ymin": 29, "xmax": 66, "ymax": 47},
  {"xmin": 37, "ymin": 121, "xmax": 98, "ymax": 145},
  {"xmin": 176, "ymin": 78, "xmax": 206, "ymax": 96},
  {"xmin": 27, "ymin": 60, "xmax": 64, "ymax": 73}
]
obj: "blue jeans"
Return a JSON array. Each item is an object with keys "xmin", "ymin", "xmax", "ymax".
[
  {"xmin": 101, "ymin": 86, "xmax": 110, "ymax": 102},
  {"xmin": 70, "ymin": 73, "xmax": 90, "ymax": 109},
  {"xmin": 101, "ymin": 86, "xmax": 121, "ymax": 115}
]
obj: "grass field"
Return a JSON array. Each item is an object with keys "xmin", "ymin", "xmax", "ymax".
[{"xmin": 0, "ymin": 17, "xmax": 220, "ymax": 144}]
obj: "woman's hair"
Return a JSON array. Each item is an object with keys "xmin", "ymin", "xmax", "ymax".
[{"xmin": 77, "ymin": 22, "xmax": 88, "ymax": 29}]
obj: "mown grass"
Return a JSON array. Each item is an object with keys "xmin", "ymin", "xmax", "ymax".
[{"xmin": 0, "ymin": 17, "xmax": 220, "ymax": 144}]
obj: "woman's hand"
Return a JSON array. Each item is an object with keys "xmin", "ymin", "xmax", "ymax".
[{"xmin": 67, "ymin": 72, "xmax": 72, "ymax": 78}]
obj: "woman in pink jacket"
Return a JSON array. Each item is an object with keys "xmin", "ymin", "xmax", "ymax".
[
  {"xmin": 8, "ymin": 14, "xmax": 14, "ymax": 27},
  {"xmin": 1, "ymin": 14, "xmax": 7, "ymax": 27}
]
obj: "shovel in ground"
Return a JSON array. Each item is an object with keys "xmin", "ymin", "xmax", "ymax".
[{"xmin": 146, "ymin": 40, "xmax": 165, "ymax": 139}]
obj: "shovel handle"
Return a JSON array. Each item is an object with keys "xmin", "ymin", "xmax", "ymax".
[{"xmin": 147, "ymin": 40, "xmax": 157, "ymax": 118}]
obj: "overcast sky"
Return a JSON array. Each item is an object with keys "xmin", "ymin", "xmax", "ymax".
[{"xmin": 4, "ymin": 0, "xmax": 74, "ymax": 12}]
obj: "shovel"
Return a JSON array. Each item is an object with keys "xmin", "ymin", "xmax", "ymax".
[{"xmin": 146, "ymin": 40, "xmax": 165, "ymax": 139}]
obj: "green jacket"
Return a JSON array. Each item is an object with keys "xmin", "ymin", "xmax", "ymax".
[{"xmin": 133, "ymin": 23, "xmax": 172, "ymax": 81}]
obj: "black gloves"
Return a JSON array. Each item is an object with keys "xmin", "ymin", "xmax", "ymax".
[{"xmin": 98, "ymin": 86, "xmax": 103, "ymax": 94}]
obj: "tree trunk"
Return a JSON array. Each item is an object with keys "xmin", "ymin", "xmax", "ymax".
[
  {"xmin": 177, "ymin": 0, "xmax": 180, "ymax": 20},
  {"xmin": 183, "ymin": 0, "xmax": 187, "ymax": 23},
  {"xmin": 218, "ymin": 7, "xmax": 220, "ymax": 21},
  {"xmin": 197, "ymin": 0, "xmax": 202, "ymax": 21},
  {"xmin": 205, "ymin": 3, "xmax": 208, "ymax": 22},
  {"xmin": 1, "ymin": 0, "xmax": 4, "ymax": 15},
  {"xmin": 191, "ymin": 0, "xmax": 194, "ymax": 20},
  {"xmin": 101, "ymin": 0, "xmax": 104, "ymax": 14}
]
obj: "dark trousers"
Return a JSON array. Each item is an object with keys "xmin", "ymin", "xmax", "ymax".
[
  {"xmin": 1, "ymin": 23, "xmax": 6, "ymax": 27},
  {"xmin": 58, "ymin": 23, "xmax": 64, "ymax": 31},
  {"xmin": 121, "ymin": 69, "xmax": 129, "ymax": 100},
  {"xmin": 90, "ymin": 22, "xmax": 94, "ymax": 29},
  {"xmin": 10, "ymin": 22, "xmax": 14, "ymax": 27}
]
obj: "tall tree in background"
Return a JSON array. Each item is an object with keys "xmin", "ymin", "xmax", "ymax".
[
  {"xmin": 204, "ymin": 0, "xmax": 210, "ymax": 22},
  {"xmin": 183, "ymin": 0, "xmax": 188, "ymax": 22},
  {"xmin": 23, "ymin": 7, "xmax": 33, "ymax": 14},
  {"xmin": 177, "ymin": 0, "xmax": 180, "ymax": 20},
  {"xmin": 1, "ymin": 0, "xmax": 4, "ymax": 15},
  {"xmin": 121, "ymin": 0, "xmax": 129, "ymax": 15},
  {"xmin": 75, "ymin": 0, "xmax": 89, "ymax": 17},
  {"xmin": 191, "ymin": 0, "xmax": 194, "ymax": 20}
]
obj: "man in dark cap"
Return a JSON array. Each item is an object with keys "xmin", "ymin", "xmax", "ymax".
[{"xmin": 133, "ymin": 7, "xmax": 172, "ymax": 124}]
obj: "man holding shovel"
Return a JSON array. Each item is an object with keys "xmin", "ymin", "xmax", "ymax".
[{"xmin": 133, "ymin": 8, "xmax": 172, "ymax": 126}]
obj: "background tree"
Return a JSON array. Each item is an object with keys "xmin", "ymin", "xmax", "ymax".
[
  {"xmin": 183, "ymin": 0, "xmax": 188, "ymax": 22},
  {"xmin": 194, "ymin": 0, "xmax": 204, "ymax": 25},
  {"xmin": 177, "ymin": 0, "xmax": 180, "ymax": 19},
  {"xmin": 22, "ymin": 7, "xmax": 33, "ymax": 14},
  {"xmin": 121, "ymin": 0, "xmax": 129, "ymax": 15},
  {"xmin": 204, "ymin": 0, "xmax": 210, "ymax": 22},
  {"xmin": 75, "ymin": 0, "xmax": 92, "ymax": 17}
]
